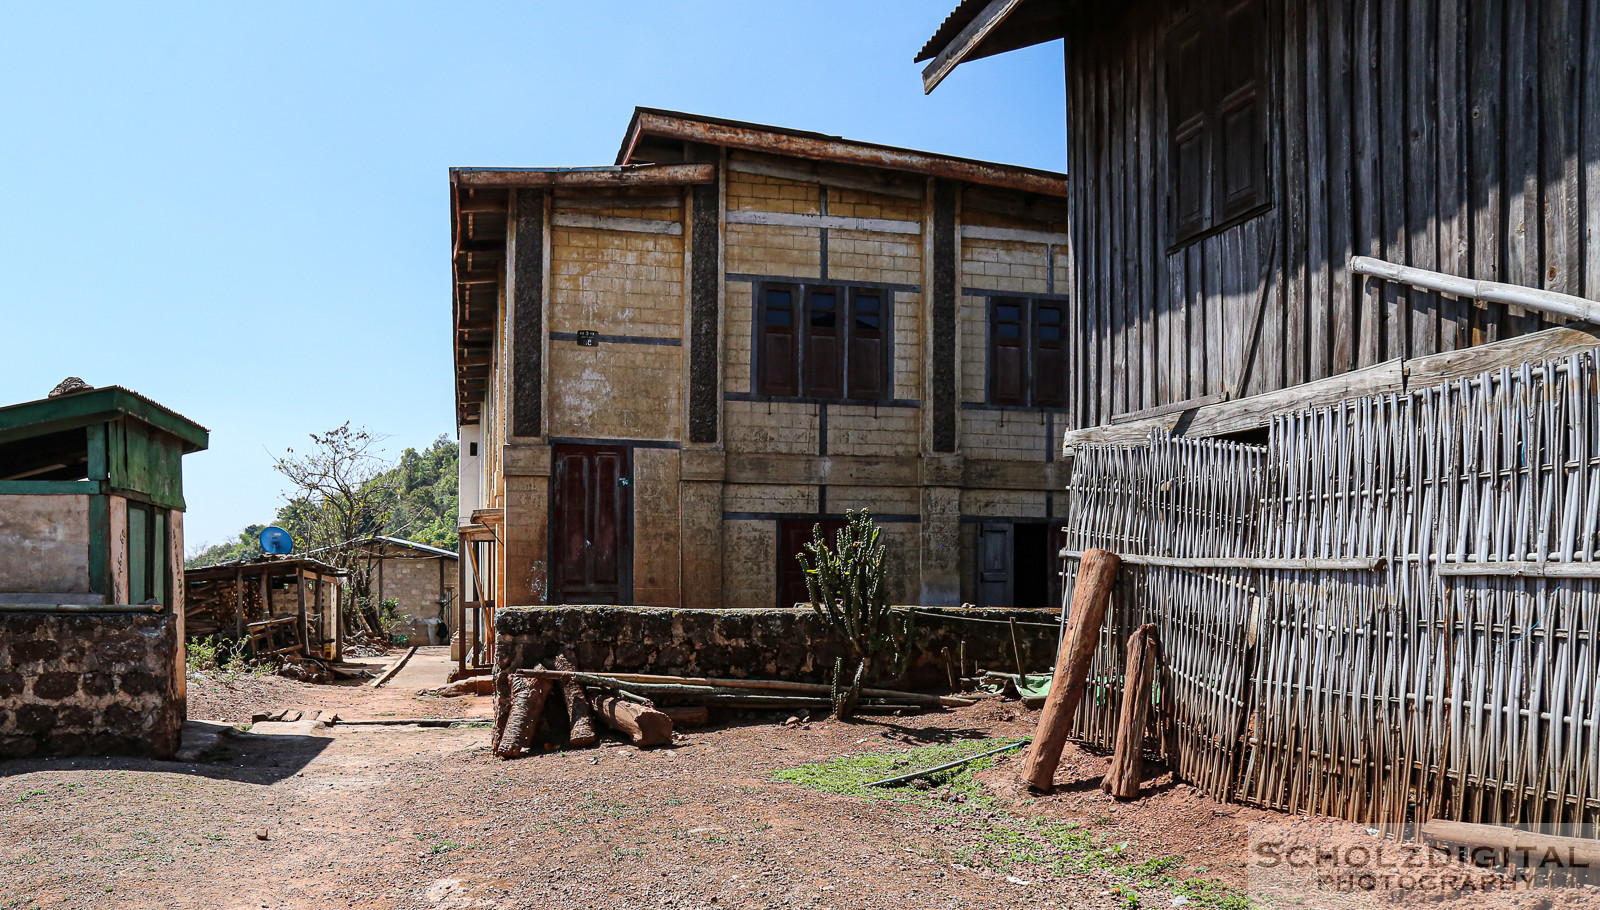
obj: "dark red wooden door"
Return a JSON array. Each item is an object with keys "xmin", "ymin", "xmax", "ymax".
[
  {"xmin": 550, "ymin": 444, "xmax": 631, "ymax": 604},
  {"xmin": 778, "ymin": 518, "xmax": 846, "ymax": 609}
]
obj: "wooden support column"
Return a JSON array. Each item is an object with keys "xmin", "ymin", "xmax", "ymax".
[
  {"xmin": 1102, "ymin": 622, "xmax": 1159, "ymax": 799},
  {"xmin": 1020, "ymin": 548, "xmax": 1120, "ymax": 791},
  {"xmin": 296, "ymin": 570, "xmax": 309, "ymax": 658},
  {"xmin": 233, "ymin": 567, "xmax": 245, "ymax": 638}
]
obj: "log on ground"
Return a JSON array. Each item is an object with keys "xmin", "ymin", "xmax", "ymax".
[
  {"xmin": 495, "ymin": 675, "xmax": 552, "ymax": 759},
  {"xmin": 552, "ymin": 655, "xmax": 597, "ymax": 747},
  {"xmin": 588, "ymin": 692, "xmax": 674, "ymax": 747}
]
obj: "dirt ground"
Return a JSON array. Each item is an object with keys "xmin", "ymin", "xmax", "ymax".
[{"xmin": 0, "ymin": 648, "xmax": 1594, "ymax": 910}]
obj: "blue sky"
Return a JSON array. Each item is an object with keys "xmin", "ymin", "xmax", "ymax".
[{"xmin": 0, "ymin": 2, "xmax": 1065, "ymax": 551}]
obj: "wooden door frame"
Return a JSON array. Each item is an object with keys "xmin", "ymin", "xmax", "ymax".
[{"xmin": 547, "ymin": 443, "xmax": 634, "ymax": 606}]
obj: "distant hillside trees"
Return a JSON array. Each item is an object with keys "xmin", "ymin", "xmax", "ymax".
[{"xmin": 185, "ymin": 430, "xmax": 459, "ymax": 569}]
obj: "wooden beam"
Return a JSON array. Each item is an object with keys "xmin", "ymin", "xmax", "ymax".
[
  {"xmin": 727, "ymin": 154, "xmax": 923, "ymax": 200},
  {"xmin": 454, "ymin": 164, "xmax": 715, "ymax": 189},
  {"xmin": 921, "ymin": 0, "xmax": 1026, "ymax": 93},
  {"xmin": 550, "ymin": 212, "xmax": 683, "ymax": 235},
  {"xmin": 1352, "ymin": 255, "xmax": 1600, "ymax": 325},
  {"xmin": 725, "ymin": 210, "xmax": 920, "ymax": 235},
  {"xmin": 959, "ymin": 224, "xmax": 1071, "ymax": 246},
  {"xmin": 1064, "ymin": 323, "xmax": 1600, "ymax": 450}
]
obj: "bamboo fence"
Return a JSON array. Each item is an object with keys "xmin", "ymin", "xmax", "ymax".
[{"xmin": 1058, "ymin": 352, "xmax": 1600, "ymax": 832}]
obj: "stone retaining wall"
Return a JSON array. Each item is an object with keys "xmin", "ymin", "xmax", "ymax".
[
  {"xmin": 0, "ymin": 610, "xmax": 182, "ymax": 759},
  {"xmin": 495, "ymin": 605, "xmax": 1060, "ymax": 689}
]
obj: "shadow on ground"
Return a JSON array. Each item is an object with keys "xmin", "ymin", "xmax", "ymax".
[{"xmin": 0, "ymin": 728, "xmax": 332, "ymax": 785}]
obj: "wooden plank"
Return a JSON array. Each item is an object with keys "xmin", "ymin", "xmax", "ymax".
[
  {"xmin": 1540, "ymin": 0, "xmax": 1583, "ymax": 298},
  {"xmin": 1352, "ymin": 0, "xmax": 1383, "ymax": 367},
  {"xmin": 454, "ymin": 164, "xmax": 715, "ymax": 189},
  {"xmin": 727, "ymin": 154, "xmax": 923, "ymax": 200},
  {"xmin": 1060, "ymin": 550, "xmax": 1383, "ymax": 571},
  {"xmin": 1137, "ymin": 19, "xmax": 1158, "ymax": 408},
  {"xmin": 1436, "ymin": 0, "xmax": 1468, "ymax": 351},
  {"xmin": 1586, "ymin": 0, "xmax": 1600, "ymax": 300},
  {"xmin": 1436, "ymin": 561, "xmax": 1600, "ymax": 578},
  {"xmin": 1327, "ymin": 0, "xmax": 1356, "ymax": 373},
  {"xmin": 1407, "ymin": 0, "xmax": 1441, "ymax": 357},
  {"xmin": 1284, "ymin": 0, "xmax": 1308, "ymax": 388},
  {"xmin": 725, "ymin": 209, "xmax": 920, "ymax": 235},
  {"xmin": 1063, "ymin": 323, "xmax": 1600, "ymax": 448},
  {"xmin": 1504, "ymin": 0, "xmax": 1543, "ymax": 335},
  {"xmin": 958, "ymin": 224, "xmax": 1071, "ymax": 246},
  {"xmin": 1468, "ymin": 0, "xmax": 1505, "ymax": 342},
  {"xmin": 1378, "ymin": 0, "xmax": 1409, "ymax": 359},
  {"xmin": 550, "ymin": 212, "xmax": 682, "ymax": 235}
]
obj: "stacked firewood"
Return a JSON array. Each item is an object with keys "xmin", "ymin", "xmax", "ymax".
[{"xmin": 489, "ymin": 658, "xmax": 974, "ymax": 759}]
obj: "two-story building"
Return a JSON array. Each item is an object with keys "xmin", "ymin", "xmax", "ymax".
[{"xmin": 452, "ymin": 109, "xmax": 1075, "ymax": 619}]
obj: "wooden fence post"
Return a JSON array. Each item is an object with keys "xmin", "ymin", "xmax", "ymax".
[
  {"xmin": 1020, "ymin": 547, "xmax": 1120, "ymax": 792},
  {"xmin": 1102, "ymin": 622, "xmax": 1159, "ymax": 799}
]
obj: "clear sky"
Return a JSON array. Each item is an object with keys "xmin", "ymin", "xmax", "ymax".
[{"xmin": 0, "ymin": 2, "xmax": 1065, "ymax": 552}]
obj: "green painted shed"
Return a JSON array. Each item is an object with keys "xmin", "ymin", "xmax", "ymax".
[{"xmin": 0, "ymin": 385, "xmax": 208, "ymax": 606}]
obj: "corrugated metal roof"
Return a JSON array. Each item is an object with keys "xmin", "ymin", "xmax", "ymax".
[{"xmin": 915, "ymin": 0, "xmax": 995, "ymax": 62}]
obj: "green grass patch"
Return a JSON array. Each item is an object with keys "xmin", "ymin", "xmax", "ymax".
[
  {"xmin": 774, "ymin": 739, "xmax": 1254, "ymax": 910},
  {"xmin": 772, "ymin": 738, "xmax": 1018, "ymax": 802}
]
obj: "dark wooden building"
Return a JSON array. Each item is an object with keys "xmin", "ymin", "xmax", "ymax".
[{"xmin": 920, "ymin": 0, "xmax": 1600, "ymax": 441}]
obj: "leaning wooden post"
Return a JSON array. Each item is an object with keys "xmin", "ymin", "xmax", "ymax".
[
  {"xmin": 1102, "ymin": 622, "xmax": 1159, "ymax": 799},
  {"xmin": 1019, "ymin": 548, "xmax": 1120, "ymax": 792}
]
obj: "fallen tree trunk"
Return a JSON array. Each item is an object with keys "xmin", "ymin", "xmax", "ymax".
[
  {"xmin": 513, "ymin": 668, "xmax": 968, "ymax": 707},
  {"xmin": 1421, "ymin": 820, "xmax": 1600, "ymax": 868},
  {"xmin": 423, "ymin": 676, "xmax": 495, "ymax": 698},
  {"xmin": 551, "ymin": 655, "xmax": 597, "ymax": 747},
  {"xmin": 1102, "ymin": 622, "xmax": 1159, "ymax": 799},
  {"xmin": 495, "ymin": 675, "xmax": 553, "ymax": 759},
  {"xmin": 588, "ymin": 692, "xmax": 674, "ymax": 747},
  {"xmin": 660, "ymin": 706, "xmax": 709, "ymax": 728},
  {"xmin": 1020, "ymin": 547, "xmax": 1120, "ymax": 792}
]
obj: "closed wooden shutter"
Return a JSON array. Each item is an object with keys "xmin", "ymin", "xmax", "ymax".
[
  {"xmin": 758, "ymin": 285, "xmax": 799, "ymax": 396},
  {"xmin": 1167, "ymin": 12, "xmax": 1211, "ymax": 242},
  {"xmin": 804, "ymin": 287, "xmax": 843, "ymax": 398},
  {"xmin": 847, "ymin": 290, "xmax": 885, "ymax": 399},
  {"xmin": 977, "ymin": 522, "xmax": 1015, "ymax": 607},
  {"xmin": 1215, "ymin": 0, "xmax": 1266, "ymax": 221},
  {"xmin": 990, "ymin": 299, "xmax": 1027, "ymax": 405},
  {"xmin": 1032, "ymin": 302, "xmax": 1067, "ymax": 407}
]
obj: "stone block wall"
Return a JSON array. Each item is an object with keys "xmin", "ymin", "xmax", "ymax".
[
  {"xmin": 495, "ymin": 604, "xmax": 1059, "ymax": 690},
  {"xmin": 0, "ymin": 610, "xmax": 182, "ymax": 759}
]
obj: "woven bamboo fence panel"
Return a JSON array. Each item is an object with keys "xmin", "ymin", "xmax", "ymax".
[{"xmin": 1059, "ymin": 352, "xmax": 1600, "ymax": 830}]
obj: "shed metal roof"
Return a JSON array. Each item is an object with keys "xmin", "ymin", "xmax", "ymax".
[{"xmin": 0, "ymin": 385, "xmax": 209, "ymax": 452}]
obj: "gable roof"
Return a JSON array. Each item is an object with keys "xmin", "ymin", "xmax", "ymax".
[
  {"xmin": 617, "ymin": 107, "xmax": 1066, "ymax": 197},
  {"xmin": 0, "ymin": 385, "xmax": 208, "ymax": 451},
  {"xmin": 916, "ymin": 0, "xmax": 1071, "ymax": 93}
]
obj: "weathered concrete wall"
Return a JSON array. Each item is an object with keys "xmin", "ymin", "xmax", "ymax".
[
  {"xmin": 0, "ymin": 494, "xmax": 92, "ymax": 594},
  {"xmin": 0, "ymin": 610, "xmax": 182, "ymax": 758},
  {"xmin": 495, "ymin": 604, "xmax": 1058, "ymax": 690}
]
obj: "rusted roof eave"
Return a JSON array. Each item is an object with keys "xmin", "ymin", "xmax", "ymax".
[
  {"xmin": 451, "ymin": 163, "xmax": 716, "ymax": 189},
  {"xmin": 618, "ymin": 110, "xmax": 1067, "ymax": 198}
]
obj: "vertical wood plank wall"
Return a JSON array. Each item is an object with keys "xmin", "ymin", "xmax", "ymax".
[{"xmin": 1065, "ymin": 0, "xmax": 1600, "ymax": 430}]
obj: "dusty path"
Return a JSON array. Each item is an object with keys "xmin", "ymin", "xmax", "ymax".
[{"xmin": 2, "ymin": 666, "xmax": 1592, "ymax": 910}]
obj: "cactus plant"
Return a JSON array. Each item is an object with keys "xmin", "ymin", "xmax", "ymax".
[{"xmin": 797, "ymin": 509, "xmax": 914, "ymax": 684}]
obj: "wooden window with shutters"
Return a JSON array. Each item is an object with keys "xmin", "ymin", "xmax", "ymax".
[
  {"xmin": 987, "ymin": 297, "xmax": 1068, "ymax": 407},
  {"xmin": 754, "ymin": 280, "xmax": 893, "ymax": 401},
  {"xmin": 757, "ymin": 284, "xmax": 800, "ymax": 397},
  {"xmin": 1166, "ymin": 0, "xmax": 1269, "ymax": 246}
]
